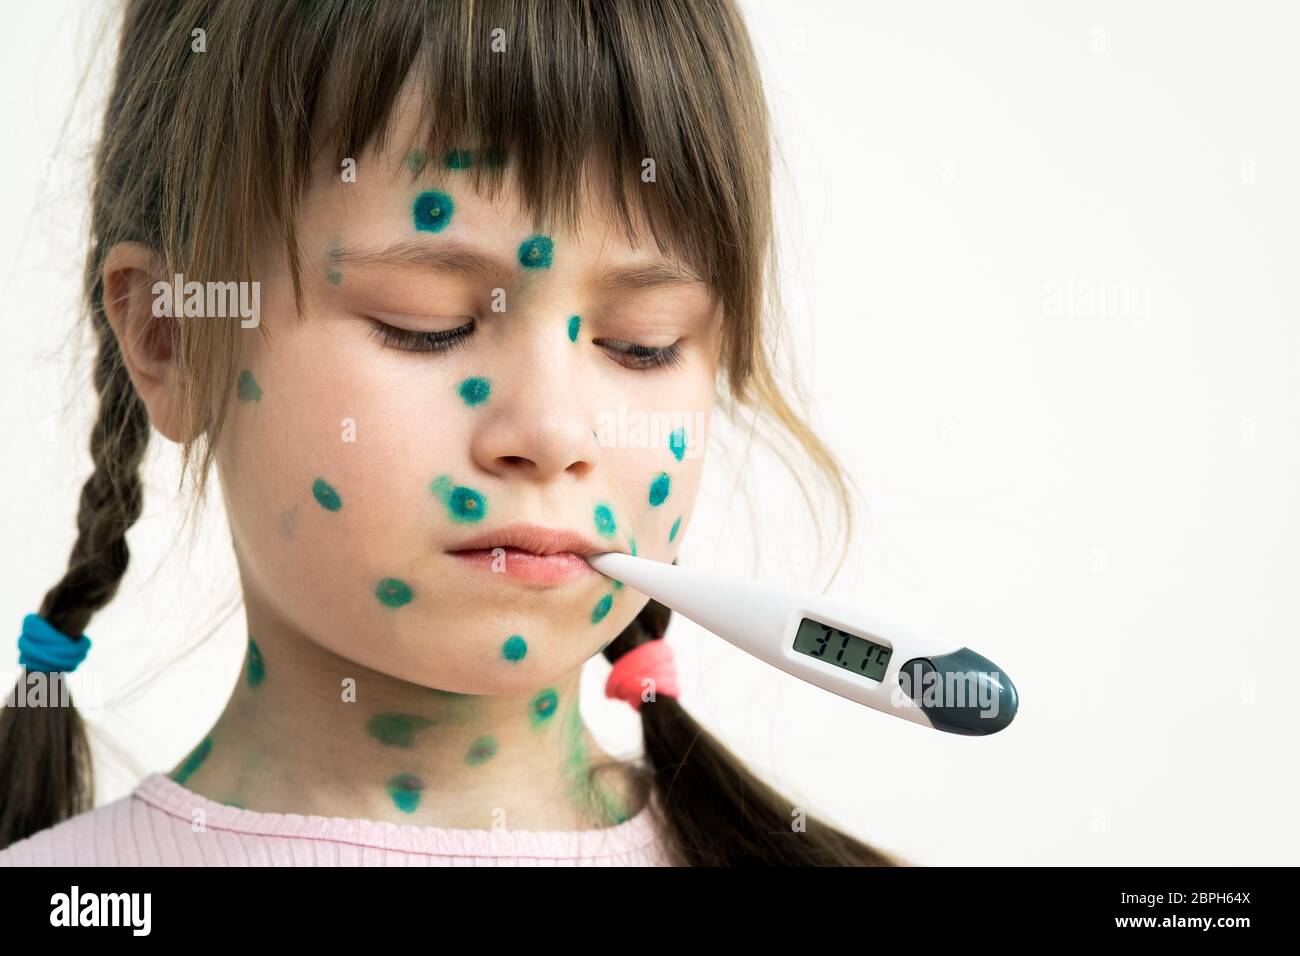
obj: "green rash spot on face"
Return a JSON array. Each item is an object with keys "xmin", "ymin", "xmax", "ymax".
[
  {"xmin": 171, "ymin": 736, "xmax": 213, "ymax": 785},
  {"xmin": 669, "ymin": 516, "xmax": 682, "ymax": 542},
  {"xmin": 591, "ymin": 593, "xmax": 613, "ymax": 624},
  {"xmin": 376, "ymin": 577, "xmax": 414, "ymax": 608},
  {"xmin": 529, "ymin": 688, "xmax": 559, "ymax": 727},
  {"xmin": 629, "ymin": 537, "xmax": 638, "ymax": 557},
  {"xmin": 443, "ymin": 148, "xmax": 473, "ymax": 169},
  {"xmin": 648, "ymin": 472, "xmax": 671, "ymax": 507},
  {"xmin": 567, "ymin": 314, "xmax": 581, "ymax": 342},
  {"xmin": 387, "ymin": 773, "xmax": 424, "ymax": 813},
  {"xmin": 413, "ymin": 190, "xmax": 454, "ymax": 232},
  {"xmin": 479, "ymin": 146, "xmax": 508, "ymax": 168},
  {"xmin": 612, "ymin": 579, "xmax": 623, "ymax": 590},
  {"xmin": 312, "ymin": 478, "xmax": 342, "ymax": 511},
  {"xmin": 465, "ymin": 735, "xmax": 498, "ymax": 765},
  {"xmin": 458, "ymin": 376, "xmax": 491, "ymax": 406},
  {"xmin": 430, "ymin": 474, "xmax": 487, "ymax": 523},
  {"xmin": 501, "ymin": 634, "xmax": 527, "ymax": 662},
  {"xmin": 325, "ymin": 270, "xmax": 343, "ymax": 285},
  {"xmin": 366, "ymin": 713, "xmax": 437, "ymax": 748},
  {"xmin": 517, "ymin": 234, "xmax": 554, "ymax": 269},
  {"xmin": 668, "ymin": 427, "xmax": 687, "ymax": 461},
  {"xmin": 593, "ymin": 503, "xmax": 617, "ymax": 538},
  {"xmin": 236, "ymin": 369, "xmax": 262, "ymax": 402},
  {"xmin": 405, "ymin": 149, "xmax": 427, "ymax": 173},
  {"xmin": 246, "ymin": 637, "xmax": 265, "ymax": 687}
]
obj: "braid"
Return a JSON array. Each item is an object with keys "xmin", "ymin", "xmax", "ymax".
[{"xmin": 0, "ymin": 302, "xmax": 151, "ymax": 849}]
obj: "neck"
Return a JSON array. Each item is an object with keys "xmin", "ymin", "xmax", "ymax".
[{"xmin": 166, "ymin": 600, "xmax": 640, "ymax": 831}]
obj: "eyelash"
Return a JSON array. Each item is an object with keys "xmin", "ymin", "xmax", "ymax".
[{"xmin": 366, "ymin": 318, "xmax": 685, "ymax": 371}]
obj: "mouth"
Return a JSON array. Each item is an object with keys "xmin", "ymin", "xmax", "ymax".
[{"xmin": 445, "ymin": 523, "xmax": 617, "ymax": 586}]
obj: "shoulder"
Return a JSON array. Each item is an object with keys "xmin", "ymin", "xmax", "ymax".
[{"xmin": 0, "ymin": 792, "xmax": 140, "ymax": 866}]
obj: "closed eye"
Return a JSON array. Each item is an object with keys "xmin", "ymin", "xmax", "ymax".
[
  {"xmin": 366, "ymin": 317, "xmax": 475, "ymax": 353},
  {"xmin": 595, "ymin": 339, "xmax": 686, "ymax": 371}
]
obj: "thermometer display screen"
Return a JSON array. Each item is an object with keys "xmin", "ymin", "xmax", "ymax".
[{"xmin": 793, "ymin": 618, "xmax": 892, "ymax": 682}]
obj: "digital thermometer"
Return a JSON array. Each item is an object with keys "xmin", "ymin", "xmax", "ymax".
[{"xmin": 586, "ymin": 552, "xmax": 1018, "ymax": 736}]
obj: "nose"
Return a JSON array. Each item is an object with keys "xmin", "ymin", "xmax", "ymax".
[{"xmin": 466, "ymin": 330, "xmax": 598, "ymax": 483}]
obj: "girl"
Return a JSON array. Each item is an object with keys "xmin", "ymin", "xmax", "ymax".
[{"xmin": 0, "ymin": 0, "xmax": 902, "ymax": 866}]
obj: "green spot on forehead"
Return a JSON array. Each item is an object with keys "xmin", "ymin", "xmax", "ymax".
[
  {"xmin": 405, "ymin": 149, "xmax": 427, "ymax": 173},
  {"xmin": 517, "ymin": 234, "xmax": 554, "ymax": 269},
  {"xmin": 376, "ymin": 577, "xmax": 414, "ymax": 608},
  {"xmin": 413, "ymin": 190, "xmax": 454, "ymax": 232},
  {"xmin": 443, "ymin": 148, "xmax": 474, "ymax": 169}
]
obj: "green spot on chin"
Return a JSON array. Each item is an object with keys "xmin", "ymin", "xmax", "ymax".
[
  {"xmin": 591, "ymin": 593, "xmax": 613, "ymax": 624},
  {"xmin": 593, "ymin": 503, "xmax": 617, "ymax": 538},
  {"xmin": 530, "ymin": 688, "xmax": 559, "ymax": 727},
  {"xmin": 465, "ymin": 735, "xmax": 498, "ymax": 765},
  {"xmin": 517, "ymin": 234, "xmax": 553, "ymax": 269},
  {"xmin": 312, "ymin": 478, "xmax": 342, "ymax": 511},
  {"xmin": 413, "ymin": 189, "xmax": 454, "ymax": 232},
  {"xmin": 376, "ymin": 577, "xmax": 414, "ymax": 608},
  {"xmin": 669, "ymin": 515, "xmax": 682, "ymax": 542},
  {"xmin": 458, "ymin": 376, "xmax": 491, "ymax": 406},
  {"xmin": 567, "ymin": 314, "xmax": 581, "ymax": 342},
  {"xmin": 648, "ymin": 472, "xmax": 671, "ymax": 507},
  {"xmin": 501, "ymin": 634, "xmax": 527, "ymax": 662},
  {"xmin": 367, "ymin": 713, "xmax": 437, "ymax": 747},
  {"xmin": 668, "ymin": 427, "xmax": 687, "ymax": 461},
  {"xmin": 236, "ymin": 369, "xmax": 262, "ymax": 402},
  {"xmin": 246, "ymin": 637, "xmax": 265, "ymax": 687},
  {"xmin": 387, "ymin": 773, "xmax": 424, "ymax": 813},
  {"xmin": 171, "ymin": 736, "xmax": 213, "ymax": 785}
]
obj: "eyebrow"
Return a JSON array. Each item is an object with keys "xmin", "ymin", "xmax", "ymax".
[{"xmin": 328, "ymin": 237, "xmax": 707, "ymax": 292}]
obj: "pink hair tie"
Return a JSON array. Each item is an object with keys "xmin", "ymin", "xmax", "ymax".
[{"xmin": 605, "ymin": 639, "xmax": 678, "ymax": 711}]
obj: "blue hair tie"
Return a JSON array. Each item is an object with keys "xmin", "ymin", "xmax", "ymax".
[{"xmin": 18, "ymin": 613, "xmax": 92, "ymax": 673}]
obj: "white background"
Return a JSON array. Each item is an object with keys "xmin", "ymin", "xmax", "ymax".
[{"xmin": 2, "ymin": 1, "xmax": 1296, "ymax": 864}]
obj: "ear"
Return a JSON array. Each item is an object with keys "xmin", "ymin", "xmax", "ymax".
[{"xmin": 101, "ymin": 242, "xmax": 184, "ymax": 443}]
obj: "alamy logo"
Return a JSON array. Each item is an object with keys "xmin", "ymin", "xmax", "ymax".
[
  {"xmin": 49, "ymin": 885, "xmax": 151, "ymax": 936},
  {"xmin": 152, "ymin": 273, "xmax": 261, "ymax": 328}
]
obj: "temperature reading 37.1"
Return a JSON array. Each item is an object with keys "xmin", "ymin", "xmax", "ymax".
[{"xmin": 793, "ymin": 617, "xmax": 892, "ymax": 683}]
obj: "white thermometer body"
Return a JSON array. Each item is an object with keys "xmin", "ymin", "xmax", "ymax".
[{"xmin": 587, "ymin": 552, "xmax": 1017, "ymax": 736}]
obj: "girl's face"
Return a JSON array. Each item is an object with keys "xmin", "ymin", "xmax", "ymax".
[{"xmin": 214, "ymin": 106, "xmax": 721, "ymax": 694}]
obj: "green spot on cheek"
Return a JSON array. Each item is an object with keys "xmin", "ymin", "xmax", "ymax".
[
  {"xmin": 593, "ymin": 503, "xmax": 617, "ymax": 538},
  {"xmin": 246, "ymin": 637, "xmax": 265, "ymax": 687},
  {"xmin": 430, "ymin": 474, "xmax": 487, "ymax": 523},
  {"xmin": 501, "ymin": 635, "xmax": 527, "ymax": 662},
  {"xmin": 529, "ymin": 688, "xmax": 559, "ymax": 727},
  {"xmin": 466, "ymin": 735, "xmax": 498, "ymax": 765},
  {"xmin": 236, "ymin": 369, "xmax": 262, "ymax": 402},
  {"xmin": 312, "ymin": 478, "xmax": 342, "ymax": 511},
  {"xmin": 376, "ymin": 577, "xmax": 414, "ymax": 608},
  {"xmin": 517, "ymin": 234, "xmax": 553, "ymax": 269},
  {"xmin": 387, "ymin": 773, "xmax": 424, "ymax": 813},
  {"xmin": 367, "ymin": 713, "xmax": 436, "ymax": 747},
  {"xmin": 629, "ymin": 537, "xmax": 638, "ymax": 557},
  {"xmin": 412, "ymin": 189, "xmax": 454, "ymax": 232},
  {"xmin": 591, "ymin": 593, "xmax": 613, "ymax": 624},
  {"xmin": 458, "ymin": 376, "xmax": 491, "ymax": 406},
  {"xmin": 648, "ymin": 472, "xmax": 671, "ymax": 507},
  {"xmin": 668, "ymin": 427, "xmax": 687, "ymax": 461},
  {"xmin": 171, "ymin": 736, "xmax": 213, "ymax": 785},
  {"xmin": 669, "ymin": 516, "xmax": 682, "ymax": 542},
  {"xmin": 567, "ymin": 315, "xmax": 581, "ymax": 342}
]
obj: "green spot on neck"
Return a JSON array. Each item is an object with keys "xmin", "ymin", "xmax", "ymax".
[
  {"xmin": 246, "ymin": 637, "xmax": 265, "ymax": 687},
  {"xmin": 529, "ymin": 688, "xmax": 559, "ymax": 727},
  {"xmin": 386, "ymin": 773, "xmax": 424, "ymax": 813},
  {"xmin": 170, "ymin": 735, "xmax": 214, "ymax": 785},
  {"xmin": 367, "ymin": 713, "xmax": 437, "ymax": 747},
  {"xmin": 312, "ymin": 478, "xmax": 343, "ymax": 511},
  {"xmin": 236, "ymin": 369, "xmax": 262, "ymax": 402},
  {"xmin": 465, "ymin": 735, "xmax": 498, "ymax": 765}
]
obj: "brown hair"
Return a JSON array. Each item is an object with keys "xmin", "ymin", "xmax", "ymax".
[{"xmin": 0, "ymin": 0, "xmax": 902, "ymax": 865}]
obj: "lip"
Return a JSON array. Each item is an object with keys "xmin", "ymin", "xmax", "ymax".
[{"xmin": 446, "ymin": 523, "xmax": 619, "ymax": 585}]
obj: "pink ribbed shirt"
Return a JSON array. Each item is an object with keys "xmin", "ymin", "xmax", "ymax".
[{"xmin": 0, "ymin": 773, "xmax": 673, "ymax": 866}]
